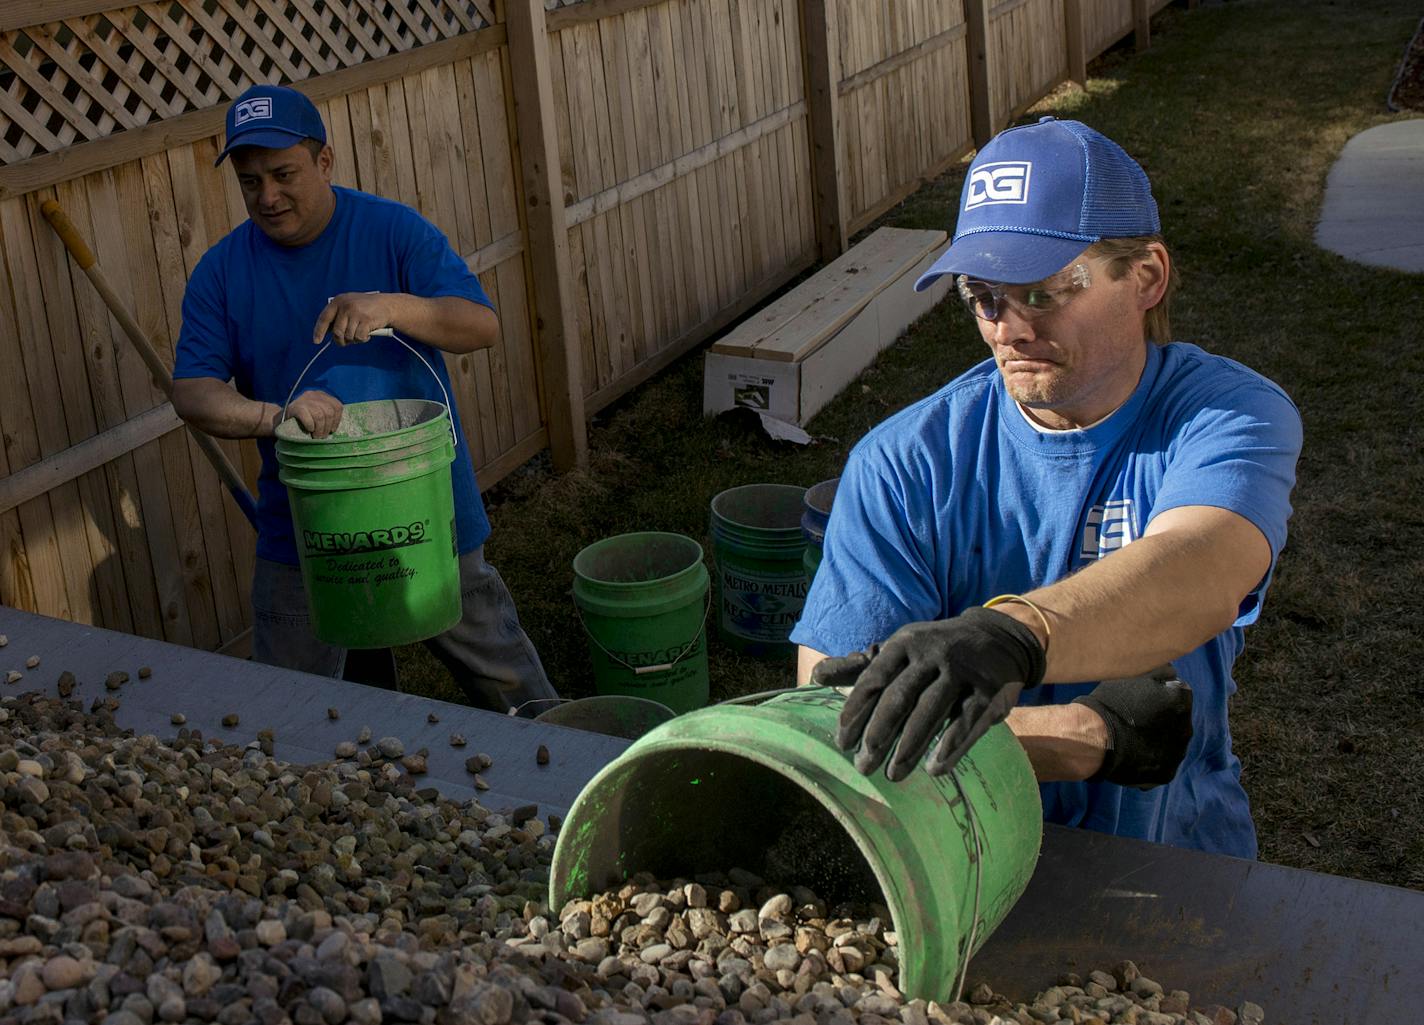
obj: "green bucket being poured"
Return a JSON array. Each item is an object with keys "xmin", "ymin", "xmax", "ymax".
[
  {"xmin": 275, "ymin": 335, "xmax": 461, "ymax": 649},
  {"xmin": 549, "ymin": 687, "xmax": 1042, "ymax": 1001}
]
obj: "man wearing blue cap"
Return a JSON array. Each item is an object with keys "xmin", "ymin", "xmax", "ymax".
[
  {"xmin": 792, "ymin": 118, "xmax": 1301, "ymax": 857},
  {"xmin": 172, "ymin": 83, "xmax": 557, "ymax": 712}
]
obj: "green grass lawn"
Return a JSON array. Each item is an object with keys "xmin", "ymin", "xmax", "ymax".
[{"xmin": 401, "ymin": 0, "xmax": 1424, "ymax": 891}]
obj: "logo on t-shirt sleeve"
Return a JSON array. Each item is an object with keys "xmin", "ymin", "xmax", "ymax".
[{"xmin": 1080, "ymin": 499, "xmax": 1136, "ymax": 559}]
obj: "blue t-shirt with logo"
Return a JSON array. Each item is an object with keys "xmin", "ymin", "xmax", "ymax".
[
  {"xmin": 175, "ymin": 186, "xmax": 492, "ymax": 565},
  {"xmin": 790, "ymin": 342, "xmax": 1302, "ymax": 858}
]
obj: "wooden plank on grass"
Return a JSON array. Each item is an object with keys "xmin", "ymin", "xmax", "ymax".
[{"xmin": 712, "ymin": 227, "xmax": 946, "ymax": 361}]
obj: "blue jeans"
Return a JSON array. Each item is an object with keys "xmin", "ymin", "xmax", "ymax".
[{"xmin": 251, "ymin": 546, "xmax": 556, "ymax": 713}]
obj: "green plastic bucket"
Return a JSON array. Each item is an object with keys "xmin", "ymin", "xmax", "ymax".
[
  {"xmin": 531, "ymin": 695, "xmax": 678, "ymax": 739},
  {"xmin": 549, "ymin": 686, "xmax": 1042, "ymax": 1001},
  {"xmin": 800, "ymin": 477, "xmax": 839, "ymax": 582},
  {"xmin": 709, "ymin": 483, "xmax": 809, "ymax": 657},
  {"xmin": 572, "ymin": 532, "xmax": 711, "ymax": 715},
  {"xmin": 276, "ymin": 398, "xmax": 459, "ymax": 649}
]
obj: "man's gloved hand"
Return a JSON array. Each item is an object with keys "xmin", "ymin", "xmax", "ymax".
[
  {"xmin": 1071, "ymin": 665, "xmax": 1194, "ymax": 789},
  {"xmin": 812, "ymin": 606, "xmax": 1046, "ymax": 782}
]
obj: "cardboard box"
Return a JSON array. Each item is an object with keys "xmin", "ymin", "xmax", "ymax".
[{"xmin": 703, "ymin": 227, "xmax": 951, "ymax": 426}]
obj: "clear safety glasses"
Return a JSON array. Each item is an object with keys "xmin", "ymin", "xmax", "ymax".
[{"xmin": 955, "ymin": 261, "xmax": 1094, "ymax": 322}]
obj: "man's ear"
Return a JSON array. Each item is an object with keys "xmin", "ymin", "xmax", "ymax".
[
  {"xmin": 317, "ymin": 143, "xmax": 335, "ymax": 179},
  {"xmin": 1135, "ymin": 242, "xmax": 1171, "ymax": 311}
]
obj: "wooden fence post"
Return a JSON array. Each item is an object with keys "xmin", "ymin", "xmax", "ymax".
[
  {"xmin": 964, "ymin": 0, "xmax": 995, "ymax": 149},
  {"xmin": 1133, "ymin": 0, "xmax": 1150, "ymax": 52},
  {"xmin": 505, "ymin": 0, "xmax": 588, "ymax": 472},
  {"xmin": 1064, "ymin": 0, "xmax": 1087, "ymax": 87},
  {"xmin": 800, "ymin": 0, "xmax": 846, "ymax": 262}
]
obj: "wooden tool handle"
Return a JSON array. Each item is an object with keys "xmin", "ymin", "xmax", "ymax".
[
  {"xmin": 40, "ymin": 198, "xmax": 258, "ymax": 528},
  {"xmin": 39, "ymin": 199, "xmax": 96, "ymax": 270}
]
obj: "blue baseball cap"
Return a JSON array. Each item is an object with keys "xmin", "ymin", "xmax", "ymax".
[
  {"xmin": 214, "ymin": 84, "xmax": 327, "ymax": 166},
  {"xmin": 915, "ymin": 117, "xmax": 1160, "ymax": 288}
]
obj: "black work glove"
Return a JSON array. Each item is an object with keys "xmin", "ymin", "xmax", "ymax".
[
  {"xmin": 813, "ymin": 606, "xmax": 1046, "ymax": 782},
  {"xmin": 1072, "ymin": 665, "xmax": 1194, "ymax": 790}
]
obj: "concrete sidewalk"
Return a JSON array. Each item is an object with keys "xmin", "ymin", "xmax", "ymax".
[{"xmin": 1316, "ymin": 118, "xmax": 1424, "ymax": 273}]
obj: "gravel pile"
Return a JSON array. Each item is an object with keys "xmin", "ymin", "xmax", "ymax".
[{"xmin": 0, "ymin": 690, "xmax": 1265, "ymax": 1025}]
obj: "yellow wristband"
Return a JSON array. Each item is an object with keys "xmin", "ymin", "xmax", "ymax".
[{"xmin": 983, "ymin": 593, "xmax": 1052, "ymax": 656}]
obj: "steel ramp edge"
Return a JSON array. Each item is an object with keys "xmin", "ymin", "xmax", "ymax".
[
  {"xmin": 0, "ymin": 606, "xmax": 630, "ymax": 818},
  {"xmin": 970, "ymin": 822, "xmax": 1424, "ymax": 1025}
]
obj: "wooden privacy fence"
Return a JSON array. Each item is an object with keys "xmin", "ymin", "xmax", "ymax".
[{"xmin": 0, "ymin": 0, "xmax": 1179, "ymax": 650}]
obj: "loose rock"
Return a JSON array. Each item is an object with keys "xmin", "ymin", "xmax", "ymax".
[{"xmin": 0, "ymin": 688, "xmax": 1266, "ymax": 1025}]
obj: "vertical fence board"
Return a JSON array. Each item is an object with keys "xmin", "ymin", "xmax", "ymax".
[{"xmin": 507, "ymin": 0, "xmax": 586, "ymax": 470}]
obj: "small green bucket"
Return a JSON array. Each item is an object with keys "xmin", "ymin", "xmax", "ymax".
[
  {"xmin": 549, "ymin": 686, "xmax": 1042, "ymax": 1001},
  {"xmin": 276, "ymin": 398, "xmax": 459, "ymax": 649},
  {"xmin": 709, "ymin": 483, "xmax": 809, "ymax": 657},
  {"xmin": 531, "ymin": 695, "xmax": 678, "ymax": 739},
  {"xmin": 572, "ymin": 532, "xmax": 711, "ymax": 715}
]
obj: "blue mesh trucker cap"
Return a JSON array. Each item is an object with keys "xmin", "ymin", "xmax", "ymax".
[
  {"xmin": 914, "ymin": 117, "xmax": 1160, "ymax": 289},
  {"xmin": 215, "ymin": 84, "xmax": 327, "ymax": 166}
]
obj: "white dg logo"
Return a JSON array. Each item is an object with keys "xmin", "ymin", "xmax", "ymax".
[
  {"xmin": 965, "ymin": 161, "xmax": 1033, "ymax": 209},
  {"xmin": 234, "ymin": 97, "xmax": 273, "ymax": 125}
]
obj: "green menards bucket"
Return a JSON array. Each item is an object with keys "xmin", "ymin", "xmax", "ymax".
[
  {"xmin": 572, "ymin": 532, "xmax": 711, "ymax": 715},
  {"xmin": 709, "ymin": 483, "xmax": 809, "ymax": 657},
  {"xmin": 276, "ymin": 397, "xmax": 459, "ymax": 649},
  {"xmin": 549, "ymin": 687, "xmax": 1042, "ymax": 1001}
]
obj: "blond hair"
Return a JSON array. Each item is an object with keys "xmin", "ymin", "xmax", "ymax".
[{"xmin": 1086, "ymin": 235, "xmax": 1177, "ymax": 344}]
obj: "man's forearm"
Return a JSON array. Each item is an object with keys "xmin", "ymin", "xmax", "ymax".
[
  {"xmin": 386, "ymin": 294, "xmax": 498, "ymax": 354},
  {"xmin": 988, "ymin": 506, "xmax": 1271, "ymax": 683},
  {"xmin": 172, "ymin": 377, "xmax": 280, "ymax": 439},
  {"xmin": 1006, "ymin": 703, "xmax": 1108, "ymax": 781}
]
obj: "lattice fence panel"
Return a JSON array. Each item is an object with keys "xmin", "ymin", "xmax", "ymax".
[{"xmin": 0, "ymin": 0, "xmax": 494, "ymax": 166}]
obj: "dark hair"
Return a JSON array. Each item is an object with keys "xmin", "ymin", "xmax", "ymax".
[{"xmin": 1086, "ymin": 235, "xmax": 1177, "ymax": 343}]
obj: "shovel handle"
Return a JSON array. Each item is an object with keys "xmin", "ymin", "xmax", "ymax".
[
  {"xmin": 40, "ymin": 198, "xmax": 258, "ymax": 529},
  {"xmin": 40, "ymin": 200, "xmax": 96, "ymax": 270}
]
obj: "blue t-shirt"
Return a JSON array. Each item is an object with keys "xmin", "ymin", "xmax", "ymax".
[
  {"xmin": 790, "ymin": 342, "xmax": 1302, "ymax": 858},
  {"xmin": 174, "ymin": 186, "xmax": 492, "ymax": 565}
]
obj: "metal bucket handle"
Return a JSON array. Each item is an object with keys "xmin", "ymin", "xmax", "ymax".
[
  {"xmin": 574, "ymin": 588, "xmax": 713, "ymax": 676},
  {"xmin": 281, "ymin": 326, "xmax": 458, "ymax": 449}
]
